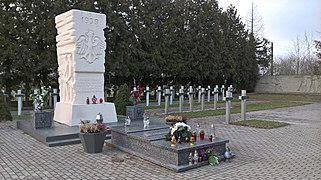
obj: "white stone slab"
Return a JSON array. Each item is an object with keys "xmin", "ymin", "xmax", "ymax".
[{"xmin": 54, "ymin": 102, "xmax": 117, "ymax": 126}]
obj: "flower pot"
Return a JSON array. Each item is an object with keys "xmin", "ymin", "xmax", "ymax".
[
  {"xmin": 126, "ymin": 104, "xmax": 145, "ymax": 121},
  {"xmin": 78, "ymin": 132, "xmax": 107, "ymax": 153},
  {"xmin": 31, "ymin": 110, "xmax": 52, "ymax": 129}
]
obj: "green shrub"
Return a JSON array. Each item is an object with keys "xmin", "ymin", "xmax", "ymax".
[
  {"xmin": 0, "ymin": 91, "xmax": 4, "ymax": 103},
  {"xmin": 114, "ymin": 84, "xmax": 131, "ymax": 115},
  {"xmin": 0, "ymin": 92, "xmax": 12, "ymax": 121}
]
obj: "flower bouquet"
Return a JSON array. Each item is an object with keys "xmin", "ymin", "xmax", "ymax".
[
  {"xmin": 165, "ymin": 115, "xmax": 187, "ymax": 126},
  {"xmin": 33, "ymin": 86, "xmax": 50, "ymax": 111},
  {"xmin": 165, "ymin": 122, "xmax": 192, "ymax": 142},
  {"xmin": 79, "ymin": 122, "xmax": 107, "ymax": 133},
  {"xmin": 129, "ymin": 89, "xmax": 141, "ymax": 105}
]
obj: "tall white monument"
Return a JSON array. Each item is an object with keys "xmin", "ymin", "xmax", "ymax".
[{"xmin": 54, "ymin": 9, "xmax": 117, "ymax": 126}]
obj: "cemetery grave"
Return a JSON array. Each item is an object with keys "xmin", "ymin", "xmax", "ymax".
[{"xmin": 110, "ymin": 117, "xmax": 229, "ymax": 172}]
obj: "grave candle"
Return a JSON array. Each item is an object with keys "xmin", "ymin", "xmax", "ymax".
[
  {"xmin": 171, "ymin": 136, "xmax": 177, "ymax": 147},
  {"xmin": 192, "ymin": 131, "xmax": 197, "ymax": 142},
  {"xmin": 188, "ymin": 153, "xmax": 193, "ymax": 166},
  {"xmin": 189, "ymin": 137, "xmax": 195, "ymax": 146},
  {"xmin": 200, "ymin": 130, "xmax": 205, "ymax": 140}
]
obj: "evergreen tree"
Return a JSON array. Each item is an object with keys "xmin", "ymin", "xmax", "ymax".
[
  {"xmin": 0, "ymin": 1, "xmax": 22, "ymax": 98},
  {"xmin": 0, "ymin": 0, "xmax": 262, "ymax": 94},
  {"xmin": 0, "ymin": 92, "xmax": 12, "ymax": 121},
  {"xmin": 114, "ymin": 84, "xmax": 131, "ymax": 115}
]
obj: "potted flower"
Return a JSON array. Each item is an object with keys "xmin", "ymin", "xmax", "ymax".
[
  {"xmin": 126, "ymin": 86, "xmax": 145, "ymax": 121},
  {"xmin": 78, "ymin": 120, "xmax": 107, "ymax": 153},
  {"xmin": 32, "ymin": 86, "xmax": 52, "ymax": 129}
]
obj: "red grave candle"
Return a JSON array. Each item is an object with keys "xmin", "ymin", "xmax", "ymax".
[
  {"xmin": 200, "ymin": 131, "xmax": 205, "ymax": 140},
  {"xmin": 192, "ymin": 132, "xmax": 197, "ymax": 142}
]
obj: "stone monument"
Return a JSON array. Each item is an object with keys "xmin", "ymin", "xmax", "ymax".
[{"xmin": 54, "ymin": 9, "xmax": 117, "ymax": 126}]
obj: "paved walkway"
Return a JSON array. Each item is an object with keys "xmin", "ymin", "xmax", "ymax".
[{"xmin": 0, "ymin": 103, "xmax": 320, "ymax": 179}]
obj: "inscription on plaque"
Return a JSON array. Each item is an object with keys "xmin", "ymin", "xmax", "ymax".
[{"xmin": 77, "ymin": 77, "xmax": 103, "ymax": 93}]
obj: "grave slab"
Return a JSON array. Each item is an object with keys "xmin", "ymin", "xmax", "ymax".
[{"xmin": 110, "ymin": 121, "xmax": 229, "ymax": 172}]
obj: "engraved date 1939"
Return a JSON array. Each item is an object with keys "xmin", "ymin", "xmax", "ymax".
[{"xmin": 81, "ymin": 16, "xmax": 98, "ymax": 25}]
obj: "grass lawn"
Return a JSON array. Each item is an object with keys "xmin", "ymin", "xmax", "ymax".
[
  {"xmin": 144, "ymin": 100, "xmax": 238, "ymax": 110},
  {"xmin": 145, "ymin": 93, "xmax": 319, "ymax": 118},
  {"xmin": 230, "ymin": 119, "xmax": 289, "ymax": 129},
  {"xmin": 249, "ymin": 93, "xmax": 321, "ymax": 102},
  {"xmin": 12, "ymin": 113, "xmax": 32, "ymax": 121},
  {"xmin": 174, "ymin": 101, "xmax": 309, "ymax": 118}
]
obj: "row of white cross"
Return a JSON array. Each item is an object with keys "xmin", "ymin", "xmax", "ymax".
[
  {"xmin": 142, "ymin": 85, "xmax": 234, "ymax": 107},
  {"xmin": 137, "ymin": 85, "xmax": 247, "ymax": 124}
]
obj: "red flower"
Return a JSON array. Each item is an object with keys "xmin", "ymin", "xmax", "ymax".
[{"xmin": 131, "ymin": 89, "xmax": 141, "ymax": 105}]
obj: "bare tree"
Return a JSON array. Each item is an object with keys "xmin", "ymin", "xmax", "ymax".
[
  {"xmin": 245, "ymin": 1, "xmax": 274, "ymax": 76},
  {"xmin": 291, "ymin": 33, "xmax": 318, "ymax": 75},
  {"xmin": 314, "ymin": 32, "xmax": 321, "ymax": 59},
  {"xmin": 275, "ymin": 33, "xmax": 319, "ymax": 75},
  {"xmin": 275, "ymin": 55, "xmax": 297, "ymax": 75},
  {"xmin": 246, "ymin": 1, "xmax": 264, "ymax": 38}
]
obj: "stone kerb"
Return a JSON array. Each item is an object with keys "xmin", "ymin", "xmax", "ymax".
[{"xmin": 54, "ymin": 9, "xmax": 117, "ymax": 126}]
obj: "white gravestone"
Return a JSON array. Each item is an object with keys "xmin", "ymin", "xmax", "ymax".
[
  {"xmin": 157, "ymin": 86, "xmax": 162, "ymax": 106},
  {"xmin": 207, "ymin": 85, "xmax": 211, "ymax": 102},
  {"xmin": 16, "ymin": 90, "xmax": 24, "ymax": 116},
  {"xmin": 52, "ymin": 88, "xmax": 58, "ymax": 111},
  {"xmin": 145, "ymin": 86, "xmax": 150, "ymax": 107},
  {"xmin": 169, "ymin": 86, "xmax": 174, "ymax": 105},
  {"xmin": 54, "ymin": 9, "xmax": 117, "ymax": 126},
  {"xmin": 197, "ymin": 85, "xmax": 201, "ymax": 103}
]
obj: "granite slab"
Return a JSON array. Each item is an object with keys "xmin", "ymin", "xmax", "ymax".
[{"xmin": 110, "ymin": 121, "xmax": 229, "ymax": 172}]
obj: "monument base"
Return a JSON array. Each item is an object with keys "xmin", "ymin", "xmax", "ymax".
[{"xmin": 54, "ymin": 102, "xmax": 117, "ymax": 126}]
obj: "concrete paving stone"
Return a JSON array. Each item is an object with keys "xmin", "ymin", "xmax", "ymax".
[
  {"xmin": 3, "ymin": 175, "xmax": 11, "ymax": 179},
  {"xmin": 1, "ymin": 103, "xmax": 321, "ymax": 179},
  {"xmin": 10, "ymin": 175, "xmax": 19, "ymax": 179}
]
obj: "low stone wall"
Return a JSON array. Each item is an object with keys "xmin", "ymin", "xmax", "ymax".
[{"xmin": 255, "ymin": 75, "xmax": 321, "ymax": 94}]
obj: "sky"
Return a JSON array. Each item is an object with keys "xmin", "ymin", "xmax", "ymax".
[{"xmin": 217, "ymin": 0, "xmax": 321, "ymax": 58}]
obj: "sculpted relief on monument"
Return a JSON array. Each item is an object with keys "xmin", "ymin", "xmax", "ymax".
[
  {"xmin": 76, "ymin": 30, "xmax": 106, "ymax": 64},
  {"xmin": 58, "ymin": 53, "xmax": 75, "ymax": 103}
]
